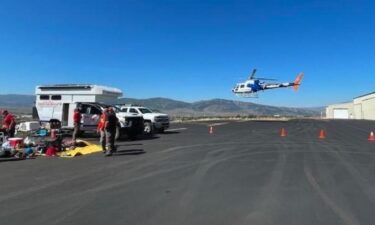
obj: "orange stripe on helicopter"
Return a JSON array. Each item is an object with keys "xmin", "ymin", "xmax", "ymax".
[{"xmin": 293, "ymin": 73, "xmax": 304, "ymax": 91}]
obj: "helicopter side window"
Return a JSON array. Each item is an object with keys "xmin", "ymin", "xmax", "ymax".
[
  {"xmin": 247, "ymin": 84, "xmax": 252, "ymax": 88},
  {"xmin": 240, "ymin": 85, "xmax": 245, "ymax": 88}
]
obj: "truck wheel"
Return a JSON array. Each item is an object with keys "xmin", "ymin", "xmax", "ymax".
[
  {"xmin": 115, "ymin": 125, "xmax": 121, "ymax": 141},
  {"xmin": 127, "ymin": 132, "xmax": 138, "ymax": 140},
  {"xmin": 144, "ymin": 121, "xmax": 153, "ymax": 135},
  {"xmin": 78, "ymin": 130, "xmax": 85, "ymax": 137}
]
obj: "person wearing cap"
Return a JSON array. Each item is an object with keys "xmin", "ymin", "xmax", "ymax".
[
  {"xmin": 72, "ymin": 107, "xmax": 82, "ymax": 145},
  {"xmin": 104, "ymin": 106, "xmax": 118, "ymax": 156},
  {"xmin": 2, "ymin": 110, "xmax": 16, "ymax": 138},
  {"xmin": 97, "ymin": 107, "xmax": 108, "ymax": 152}
]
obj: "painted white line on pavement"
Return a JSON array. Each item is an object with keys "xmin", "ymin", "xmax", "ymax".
[
  {"xmin": 208, "ymin": 122, "xmax": 228, "ymax": 127},
  {"xmin": 165, "ymin": 128, "xmax": 188, "ymax": 132}
]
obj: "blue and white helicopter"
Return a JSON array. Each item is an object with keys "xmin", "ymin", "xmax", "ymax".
[{"xmin": 232, "ymin": 69, "xmax": 304, "ymax": 98}]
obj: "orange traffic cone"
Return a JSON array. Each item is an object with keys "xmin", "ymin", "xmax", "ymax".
[
  {"xmin": 369, "ymin": 131, "xmax": 375, "ymax": 142},
  {"xmin": 319, "ymin": 129, "xmax": 326, "ymax": 139},
  {"xmin": 280, "ymin": 128, "xmax": 287, "ymax": 137},
  {"xmin": 209, "ymin": 126, "xmax": 214, "ymax": 134}
]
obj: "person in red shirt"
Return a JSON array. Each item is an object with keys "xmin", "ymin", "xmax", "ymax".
[
  {"xmin": 97, "ymin": 108, "xmax": 108, "ymax": 152},
  {"xmin": 72, "ymin": 107, "xmax": 81, "ymax": 145},
  {"xmin": 2, "ymin": 110, "xmax": 16, "ymax": 137}
]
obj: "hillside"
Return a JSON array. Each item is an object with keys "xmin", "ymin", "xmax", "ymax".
[
  {"xmin": 0, "ymin": 95, "xmax": 35, "ymax": 114},
  {"xmin": 0, "ymin": 95, "xmax": 323, "ymax": 117},
  {"xmin": 120, "ymin": 98, "xmax": 323, "ymax": 117}
]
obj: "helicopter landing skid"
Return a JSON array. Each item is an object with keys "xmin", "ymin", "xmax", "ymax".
[{"xmin": 235, "ymin": 93, "xmax": 258, "ymax": 98}]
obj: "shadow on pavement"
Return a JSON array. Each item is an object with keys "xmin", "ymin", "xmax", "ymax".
[
  {"xmin": 116, "ymin": 143, "xmax": 143, "ymax": 147},
  {"xmin": 161, "ymin": 131, "xmax": 180, "ymax": 135},
  {"xmin": 0, "ymin": 158, "xmax": 23, "ymax": 163},
  {"xmin": 116, "ymin": 136, "xmax": 160, "ymax": 142},
  {"xmin": 114, "ymin": 149, "xmax": 145, "ymax": 156},
  {"xmin": 140, "ymin": 136, "xmax": 160, "ymax": 141}
]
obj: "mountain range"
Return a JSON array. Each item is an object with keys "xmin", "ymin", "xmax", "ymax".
[
  {"xmin": 0, "ymin": 95, "xmax": 35, "ymax": 114},
  {"xmin": 119, "ymin": 98, "xmax": 323, "ymax": 117},
  {"xmin": 0, "ymin": 95, "xmax": 323, "ymax": 117}
]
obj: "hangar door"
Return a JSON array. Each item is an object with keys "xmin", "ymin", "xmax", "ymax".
[{"xmin": 333, "ymin": 109, "xmax": 349, "ymax": 119}]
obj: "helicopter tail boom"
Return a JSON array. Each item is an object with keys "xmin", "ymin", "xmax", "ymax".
[{"xmin": 292, "ymin": 73, "xmax": 304, "ymax": 91}]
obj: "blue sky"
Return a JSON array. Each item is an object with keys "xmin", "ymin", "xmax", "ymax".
[{"xmin": 0, "ymin": 0, "xmax": 374, "ymax": 107}]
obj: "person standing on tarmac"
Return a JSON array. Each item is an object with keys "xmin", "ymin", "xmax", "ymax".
[
  {"xmin": 104, "ymin": 107, "xmax": 118, "ymax": 156},
  {"xmin": 97, "ymin": 107, "xmax": 108, "ymax": 153},
  {"xmin": 72, "ymin": 106, "xmax": 81, "ymax": 146},
  {"xmin": 2, "ymin": 110, "xmax": 16, "ymax": 138}
]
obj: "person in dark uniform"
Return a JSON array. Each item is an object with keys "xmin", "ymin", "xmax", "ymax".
[{"xmin": 104, "ymin": 107, "xmax": 118, "ymax": 156}]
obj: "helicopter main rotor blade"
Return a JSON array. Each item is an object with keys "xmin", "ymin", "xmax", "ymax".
[
  {"xmin": 249, "ymin": 69, "xmax": 257, "ymax": 80},
  {"xmin": 257, "ymin": 77, "xmax": 278, "ymax": 81}
]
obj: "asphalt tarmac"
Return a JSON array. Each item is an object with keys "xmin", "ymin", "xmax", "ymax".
[{"xmin": 1, "ymin": 119, "xmax": 375, "ymax": 225}]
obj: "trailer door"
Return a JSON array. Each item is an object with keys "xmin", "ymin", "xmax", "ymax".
[{"xmin": 62, "ymin": 103, "xmax": 69, "ymax": 126}]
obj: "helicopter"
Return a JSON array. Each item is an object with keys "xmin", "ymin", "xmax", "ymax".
[{"xmin": 232, "ymin": 69, "xmax": 304, "ymax": 98}]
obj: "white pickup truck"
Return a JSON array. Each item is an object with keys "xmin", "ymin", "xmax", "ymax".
[
  {"xmin": 80, "ymin": 103, "xmax": 144, "ymax": 140},
  {"xmin": 119, "ymin": 105, "xmax": 170, "ymax": 135}
]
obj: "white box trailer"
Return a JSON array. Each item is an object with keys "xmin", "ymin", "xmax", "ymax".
[
  {"xmin": 35, "ymin": 84, "xmax": 145, "ymax": 139},
  {"xmin": 35, "ymin": 84, "xmax": 122, "ymax": 128}
]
